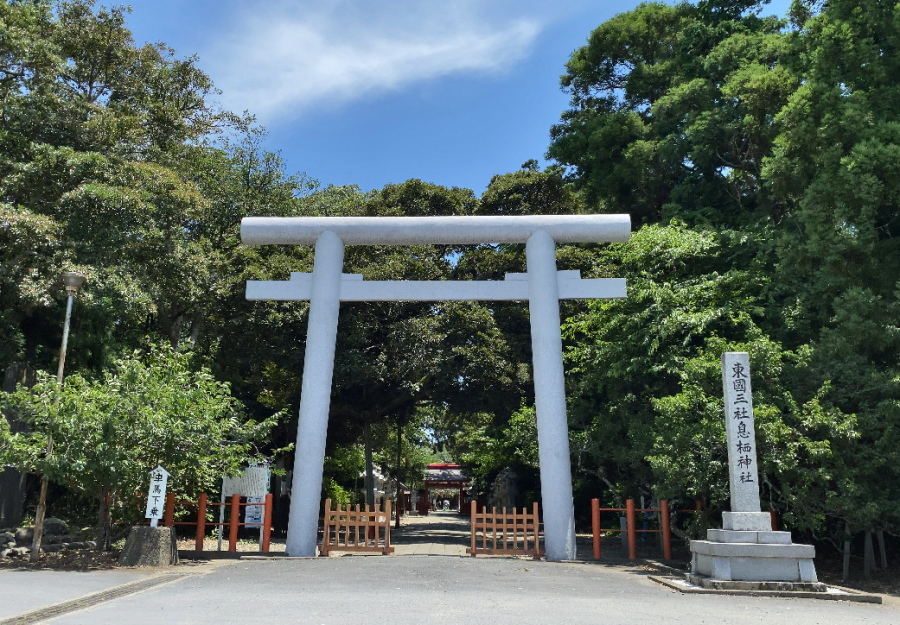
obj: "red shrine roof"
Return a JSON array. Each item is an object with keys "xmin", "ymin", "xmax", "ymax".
[{"xmin": 425, "ymin": 463, "xmax": 469, "ymax": 487}]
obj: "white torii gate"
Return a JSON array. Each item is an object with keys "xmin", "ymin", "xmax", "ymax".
[{"xmin": 241, "ymin": 215, "xmax": 631, "ymax": 560}]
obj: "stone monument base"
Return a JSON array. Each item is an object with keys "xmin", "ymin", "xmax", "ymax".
[
  {"xmin": 684, "ymin": 574, "xmax": 827, "ymax": 592},
  {"xmin": 118, "ymin": 526, "xmax": 179, "ymax": 567},
  {"xmin": 689, "ymin": 512, "xmax": 818, "ymax": 583}
]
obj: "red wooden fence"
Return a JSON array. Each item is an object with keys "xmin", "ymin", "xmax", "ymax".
[
  {"xmin": 162, "ymin": 492, "xmax": 273, "ymax": 552},
  {"xmin": 590, "ymin": 498, "xmax": 703, "ymax": 560}
]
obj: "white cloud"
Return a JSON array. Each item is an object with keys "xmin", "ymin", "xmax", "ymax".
[{"xmin": 204, "ymin": 0, "xmax": 544, "ymax": 122}]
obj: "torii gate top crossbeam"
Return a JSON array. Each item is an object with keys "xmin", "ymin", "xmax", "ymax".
[{"xmin": 241, "ymin": 215, "xmax": 631, "ymax": 246}]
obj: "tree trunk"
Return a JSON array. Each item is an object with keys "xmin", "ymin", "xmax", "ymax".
[
  {"xmin": 877, "ymin": 529, "xmax": 888, "ymax": 569},
  {"xmin": 188, "ymin": 304, "xmax": 204, "ymax": 345},
  {"xmin": 842, "ymin": 522, "xmax": 851, "ymax": 581},
  {"xmin": 395, "ymin": 417, "xmax": 402, "ymax": 530},
  {"xmin": 1, "ymin": 362, "xmax": 35, "ymax": 528},
  {"xmin": 96, "ymin": 488, "xmax": 113, "ymax": 551},
  {"xmin": 864, "ymin": 529, "xmax": 875, "ymax": 579},
  {"xmin": 30, "ymin": 476, "xmax": 50, "ymax": 562},
  {"xmin": 364, "ymin": 419, "xmax": 375, "ymax": 506},
  {"xmin": 0, "ymin": 469, "xmax": 28, "ymax": 528}
]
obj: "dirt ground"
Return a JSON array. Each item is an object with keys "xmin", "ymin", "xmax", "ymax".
[
  {"xmin": 0, "ymin": 535, "xmax": 274, "ymax": 571},
  {"xmin": 0, "ymin": 548, "xmax": 121, "ymax": 571}
]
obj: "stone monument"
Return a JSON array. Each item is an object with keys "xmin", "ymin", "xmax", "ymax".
[
  {"xmin": 118, "ymin": 526, "xmax": 179, "ymax": 567},
  {"xmin": 688, "ymin": 352, "xmax": 821, "ymax": 588},
  {"xmin": 490, "ymin": 468, "xmax": 519, "ymax": 511},
  {"xmin": 118, "ymin": 465, "xmax": 178, "ymax": 566}
]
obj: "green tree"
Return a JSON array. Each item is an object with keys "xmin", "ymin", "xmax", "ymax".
[
  {"xmin": 545, "ymin": 0, "xmax": 900, "ymax": 550},
  {"xmin": 1, "ymin": 0, "xmax": 230, "ymax": 374},
  {"xmin": 548, "ymin": 0, "xmax": 792, "ymax": 227},
  {"xmin": 563, "ymin": 224, "xmax": 855, "ymax": 531},
  {"xmin": 0, "ymin": 345, "xmax": 281, "ymax": 549},
  {"xmin": 759, "ymin": 0, "xmax": 900, "ymax": 539}
]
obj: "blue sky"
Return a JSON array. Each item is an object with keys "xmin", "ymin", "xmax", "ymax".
[{"xmin": 123, "ymin": 0, "xmax": 792, "ymax": 195}]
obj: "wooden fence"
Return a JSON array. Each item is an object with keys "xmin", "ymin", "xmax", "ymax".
[
  {"xmin": 591, "ymin": 498, "xmax": 704, "ymax": 560},
  {"xmin": 320, "ymin": 499, "xmax": 394, "ymax": 555},
  {"xmin": 467, "ymin": 501, "xmax": 542, "ymax": 558},
  {"xmin": 162, "ymin": 492, "xmax": 273, "ymax": 552}
]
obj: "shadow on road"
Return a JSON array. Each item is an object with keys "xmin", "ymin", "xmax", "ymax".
[{"xmin": 393, "ymin": 510, "xmax": 470, "ymax": 547}]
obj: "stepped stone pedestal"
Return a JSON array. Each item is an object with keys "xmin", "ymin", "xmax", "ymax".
[{"xmin": 689, "ymin": 512, "xmax": 820, "ymax": 587}]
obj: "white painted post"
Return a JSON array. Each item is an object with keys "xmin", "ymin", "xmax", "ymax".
[
  {"xmin": 286, "ymin": 231, "xmax": 345, "ymax": 556},
  {"xmin": 526, "ymin": 230, "xmax": 576, "ymax": 561}
]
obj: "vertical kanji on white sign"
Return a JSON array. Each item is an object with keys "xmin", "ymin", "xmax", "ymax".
[
  {"xmin": 721, "ymin": 352, "xmax": 761, "ymax": 513},
  {"xmin": 145, "ymin": 465, "xmax": 170, "ymax": 528}
]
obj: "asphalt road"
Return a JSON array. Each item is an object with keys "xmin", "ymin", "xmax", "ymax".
[
  {"xmin": 0, "ymin": 569, "xmax": 152, "ymax": 620},
  {"xmin": 3, "ymin": 556, "xmax": 898, "ymax": 625}
]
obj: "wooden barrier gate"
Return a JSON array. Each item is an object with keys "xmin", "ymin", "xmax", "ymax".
[
  {"xmin": 321, "ymin": 499, "xmax": 394, "ymax": 555},
  {"xmin": 467, "ymin": 501, "xmax": 543, "ymax": 558}
]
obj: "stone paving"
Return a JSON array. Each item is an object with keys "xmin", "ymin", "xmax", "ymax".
[
  {"xmin": 3, "ymin": 552, "xmax": 898, "ymax": 625},
  {"xmin": 388, "ymin": 510, "xmax": 470, "ymax": 556},
  {"xmin": 0, "ymin": 569, "xmax": 155, "ymax": 621},
  {"xmin": 2, "ymin": 512, "xmax": 899, "ymax": 624}
]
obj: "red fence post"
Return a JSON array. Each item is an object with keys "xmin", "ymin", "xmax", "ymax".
[
  {"xmin": 195, "ymin": 493, "xmax": 207, "ymax": 551},
  {"xmin": 262, "ymin": 493, "xmax": 273, "ymax": 552},
  {"xmin": 661, "ymin": 500, "xmax": 672, "ymax": 560},
  {"xmin": 229, "ymin": 494, "xmax": 240, "ymax": 552},
  {"xmin": 591, "ymin": 498, "xmax": 601, "ymax": 559},
  {"xmin": 769, "ymin": 509, "xmax": 777, "ymax": 531},
  {"xmin": 164, "ymin": 493, "xmax": 175, "ymax": 527},
  {"xmin": 625, "ymin": 498, "xmax": 636, "ymax": 560}
]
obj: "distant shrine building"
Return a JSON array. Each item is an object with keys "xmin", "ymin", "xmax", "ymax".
[{"xmin": 423, "ymin": 463, "xmax": 471, "ymax": 511}]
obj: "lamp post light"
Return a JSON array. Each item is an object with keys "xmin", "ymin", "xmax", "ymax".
[{"xmin": 30, "ymin": 271, "xmax": 86, "ymax": 562}]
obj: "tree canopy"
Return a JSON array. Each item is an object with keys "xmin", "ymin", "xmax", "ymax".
[
  {"xmin": 548, "ymin": 0, "xmax": 900, "ymax": 543},
  {"xmin": 2, "ymin": 0, "xmax": 899, "ymax": 561}
]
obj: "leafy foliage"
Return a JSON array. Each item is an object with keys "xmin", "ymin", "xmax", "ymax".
[
  {"xmin": 0, "ymin": 345, "xmax": 281, "ymax": 546},
  {"xmin": 3, "ymin": 0, "xmax": 899, "ymax": 556},
  {"xmin": 548, "ymin": 0, "xmax": 900, "ymax": 545}
]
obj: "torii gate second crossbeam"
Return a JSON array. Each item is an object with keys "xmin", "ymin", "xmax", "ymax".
[{"xmin": 241, "ymin": 215, "xmax": 631, "ymax": 560}]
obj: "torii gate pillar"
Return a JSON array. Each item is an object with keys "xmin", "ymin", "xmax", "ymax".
[
  {"xmin": 242, "ymin": 215, "xmax": 631, "ymax": 560},
  {"xmin": 288, "ymin": 230, "xmax": 344, "ymax": 557},
  {"xmin": 526, "ymin": 229, "xmax": 576, "ymax": 559}
]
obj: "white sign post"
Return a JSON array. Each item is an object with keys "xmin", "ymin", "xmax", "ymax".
[
  {"xmin": 241, "ymin": 215, "xmax": 631, "ymax": 560},
  {"xmin": 145, "ymin": 465, "xmax": 170, "ymax": 528},
  {"xmin": 218, "ymin": 463, "xmax": 271, "ymax": 550}
]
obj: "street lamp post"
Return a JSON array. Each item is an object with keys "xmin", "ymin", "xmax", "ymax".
[{"xmin": 30, "ymin": 271, "xmax": 86, "ymax": 562}]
